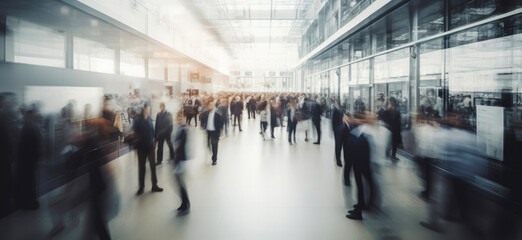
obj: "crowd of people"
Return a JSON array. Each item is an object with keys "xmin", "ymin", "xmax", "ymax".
[{"xmin": 2, "ymin": 89, "xmax": 522, "ymax": 239}]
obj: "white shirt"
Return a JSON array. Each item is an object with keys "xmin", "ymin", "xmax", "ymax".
[{"xmin": 207, "ymin": 109, "xmax": 216, "ymax": 131}]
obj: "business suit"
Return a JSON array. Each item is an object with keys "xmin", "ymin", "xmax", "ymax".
[
  {"xmin": 287, "ymin": 108, "xmax": 297, "ymax": 143},
  {"xmin": 173, "ymin": 124, "xmax": 190, "ymax": 212},
  {"xmin": 201, "ymin": 110, "xmax": 223, "ymax": 164},
  {"xmin": 232, "ymin": 101, "xmax": 243, "ymax": 131},
  {"xmin": 311, "ymin": 101, "xmax": 322, "ymax": 144},
  {"xmin": 332, "ymin": 105, "xmax": 346, "ymax": 167},
  {"xmin": 384, "ymin": 108, "xmax": 401, "ymax": 159},
  {"xmin": 155, "ymin": 110, "xmax": 174, "ymax": 164},
  {"xmin": 133, "ymin": 114, "xmax": 159, "ymax": 191},
  {"xmin": 346, "ymin": 126, "xmax": 376, "ymax": 216}
]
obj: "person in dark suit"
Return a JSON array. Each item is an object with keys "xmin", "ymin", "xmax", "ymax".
[
  {"xmin": 201, "ymin": 101, "xmax": 223, "ymax": 165},
  {"xmin": 155, "ymin": 103, "xmax": 174, "ymax": 165},
  {"xmin": 133, "ymin": 104, "xmax": 163, "ymax": 195},
  {"xmin": 332, "ymin": 98, "xmax": 346, "ymax": 167},
  {"xmin": 231, "ymin": 96, "xmax": 243, "ymax": 131},
  {"xmin": 345, "ymin": 113, "xmax": 376, "ymax": 221},
  {"xmin": 173, "ymin": 111, "xmax": 190, "ymax": 215},
  {"xmin": 384, "ymin": 98, "xmax": 401, "ymax": 161},
  {"xmin": 287, "ymin": 99, "xmax": 298, "ymax": 144},
  {"xmin": 193, "ymin": 98, "xmax": 201, "ymax": 127},
  {"xmin": 311, "ymin": 96, "xmax": 322, "ymax": 144},
  {"xmin": 15, "ymin": 107, "xmax": 41, "ymax": 210},
  {"xmin": 247, "ymin": 96, "xmax": 256, "ymax": 119}
]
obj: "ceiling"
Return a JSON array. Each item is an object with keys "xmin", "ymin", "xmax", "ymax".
[{"xmin": 180, "ymin": 0, "xmax": 320, "ymax": 71}]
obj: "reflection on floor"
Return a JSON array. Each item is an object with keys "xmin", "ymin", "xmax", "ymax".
[{"xmin": 1, "ymin": 117, "xmax": 446, "ymax": 240}]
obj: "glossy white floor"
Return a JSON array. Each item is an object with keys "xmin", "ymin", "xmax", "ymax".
[{"xmin": 1, "ymin": 117, "xmax": 445, "ymax": 240}]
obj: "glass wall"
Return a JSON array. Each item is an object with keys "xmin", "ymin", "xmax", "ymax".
[
  {"xmin": 120, "ymin": 50, "xmax": 146, "ymax": 78},
  {"xmin": 6, "ymin": 17, "xmax": 65, "ymax": 68},
  {"xmin": 73, "ymin": 37, "xmax": 115, "ymax": 74},
  {"xmin": 148, "ymin": 59, "xmax": 166, "ymax": 80}
]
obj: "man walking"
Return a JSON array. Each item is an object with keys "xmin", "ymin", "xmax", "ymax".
[
  {"xmin": 155, "ymin": 103, "xmax": 174, "ymax": 165},
  {"xmin": 133, "ymin": 104, "xmax": 163, "ymax": 195}
]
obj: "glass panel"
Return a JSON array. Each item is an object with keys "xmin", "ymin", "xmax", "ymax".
[
  {"xmin": 73, "ymin": 37, "xmax": 115, "ymax": 74},
  {"xmin": 388, "ymin": 3, "xmax": 410, "ymax": 49},
  {"xmin": 373, "ymin": 48, "xmax": 410, "ymax": 83},
  {"xmin": 340, "ymin": 0, "xmax": 374, "ymax": 26},
  {"xmin": 340, "ymin": 66, "xmax": 350, "ymax": 109},
  {"xmin": 419, "ymin": 38, "xmax": 444, "ymax": 117},
  {"xmin": 351, "ymin": 59, "xmax": 370, "ymax": 84},
  {"xmin": 148, "ymin": 59, "xmax": 165, "ymax": 80},
  {"xmin": 120, "ymin": 51, "xmax": 145, "ymax": 78},
  {"xmin": 449, "ymin": 0, "xmax": 522, "ymax": 30},
  {"xmin": 350, "ymin": 28, "xmax": 370, "ymax": 61},
  {"xmin": 416, "ymin": 0, "xmax": 444, "ymax": 40},
  {"xmin": 6, "ymin": 17, "xmax": 65, "ymax": 68},
  {"xmin": 447, "ymin": 15, "xmax": 521, "ymax": 132}
]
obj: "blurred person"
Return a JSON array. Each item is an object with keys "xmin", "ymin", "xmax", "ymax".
[
  {"xmin": 173, "ymin": 111, "xmax": 190, "ymax": 216},
  {"xmin": 0, "ymin": 94, "xmax": 16, "ymax": 217},
  {"xmin": 287, "ymin": 99, "xmax": 297, "ymax": 145},
  {"xmin": 201, "ymin": 101, "xmax": 223, "ymax": 165},
  {"xmin": 217, "ymin": 98, "xmax": 230, "ymax": 137},
  {"xmin": 259, "ymin": 101, "xmax": 269, "ymax": 141},
  {"xmin": 353, "ymin": 96, "xmax": 365, "ymax": 113},
  {"xmin": 247, "ymin": 95, "xmax": 256, "ymax": 119},
  {"xmin": 193, "ymin": 96, "xmax": 201, "ymax": 127},
  {"xmin": 269, "ymin": 99, "xmax": 279, "ymax": 139},
  {"xmin": 183, "ymin": 102, "xmax": 196, "ymax": 126},
  {"xmin": 297, "ymin": 94, "xmax": 310, "ymax": 142},
  {"xmin": 383, "ymin": 97, "xmax": 401, "ymax": 162},
  {"xmin": 311, "ymin": 96, "xmax": 322, "ymax": 145},
  {"xmin": 133, "ymin": 104, "xmax": 163, "ymax": 195},
  {"xmin": 231, "ymin": 96, "xmax": 243, "ymax": 132},
  {"xmin": 332, "ymin": 98, "xmax": 347, "ymax": 167},
  {"xmin": 342, "ymin": 113, "xmax": 354, "ymax": 186},
  {"xmin": 15, "ymin": 105, "xmax": 42, "ymax": 210},
  {"xmin": 345, "ymin": 112, "xmax": 376, "ymax": 220},
  {"xmin": 155, "ymin": 103, "xmax": 174, "ymax": 165}
]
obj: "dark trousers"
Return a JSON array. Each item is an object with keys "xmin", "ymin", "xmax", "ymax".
[
  {"xmin": 261, "ymin": 122, "xmax": 268, "ymax": 133},
  {"xmin": 312, "ymin": 119, "xmax": 321, "ymax": 143},
  {"xmin": 186, "ymin": 115, "xmax": 193, "ymax": 125},
  {"xmin": 157, "ymin": 134, "xmax": 174, "ymax": 164},
  {"xmin": 342, "ymin": 142, "xmax": 353, "ymax": 185},
  {"xmin": 288, "ymin": 121, "xmax": 297, "ymax": 142},
  {"xmin": 233, "ymin": 114, "xmax": 242, "ymax": 130},
  {"xmin": 419, "ymin": 157, "xmax": 434, "ymax": 198},
  {"xmin": 175, "ymin": 172, "xmax": 190, "ymax": 208},
  {"xmin": 353, "ymin": 157, "xmax": 376, "ymax": 209},
  {"xmin": 248, "ymin": 108, "xmax": 255, "ymax": 119},
  {"xmin": 194, "ymin": 112, "xmax": 198, "ymax": 127},
  {"xmin": 207, "ymin": 131, "xmax": 219, "ymax": 162},
  {"xmin": 270, "ymin": 124, "xmax": 275, "ymax": 138},
  {"xmin": 333, "ymin": 126, "xmax": 345, "ymax": 164},
  {"xmin": 137, "ymin": 149, "xmax": 158, "ymax": 189}
]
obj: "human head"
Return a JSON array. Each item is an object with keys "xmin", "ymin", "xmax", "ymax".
[
  {"xmin": 159, "ymin": 102, "xmax": 165, "ymax": 112},
  {"xmin": 142, "ymin": 104, "xmax": 150, "ymax": 117},
  {"xmin": 207, "ymin": 101, "xmax": 215, "ymax": 111}
]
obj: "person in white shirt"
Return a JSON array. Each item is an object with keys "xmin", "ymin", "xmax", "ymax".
[{"xmin": 201, "ymin": 101, "xmax": 223, "ymax": 165}]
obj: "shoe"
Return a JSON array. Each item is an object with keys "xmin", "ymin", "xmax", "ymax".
[
  {"xmin": 346, "ymin": 211, "xmax": 363, "ymax": 220},
  {"xmin": 420, "ymin": 221, "xmax": 442, "ymax": 233},
  {"xmin": 418, "ymin": 191, "xmax": 430, "ymax": 202},
  {"xmin": 151, "ymin": 186, "xmax": 163, "ymax": 192},
  {"xmin": 271, "ymin": 136, "xmax": 275, "ymax": 139},
  {"xmin": 136, "ymin": 188, "xmax": 144, "ymax": 196},
  {"xmin": 304, "ymin": 138, "xmax": 309, "ymax": 142},
  {"xmin": 212, "ymin": 161, "xmax": 217, "ymax": 165},
  {"xmin": 177, "ymin": 203, "xmax": 190, "ymax": 211},
  {"xmin": 313, "ymin": 142, "xmax": 320, "ymax": 145},
  {"xmin": 156, "ymin": 162, "xmax": 162, "ymax": 165},
  {"xmin": 239, "ymin": 129, "xmax": 242, "ymax": 132},
  {"xmin": 177, "ymin": 208, "xmax": 190, "ymax": 216},
  {"xmin": 391, "ymin": 156, "xmax": 400, "ymax": 161}
]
